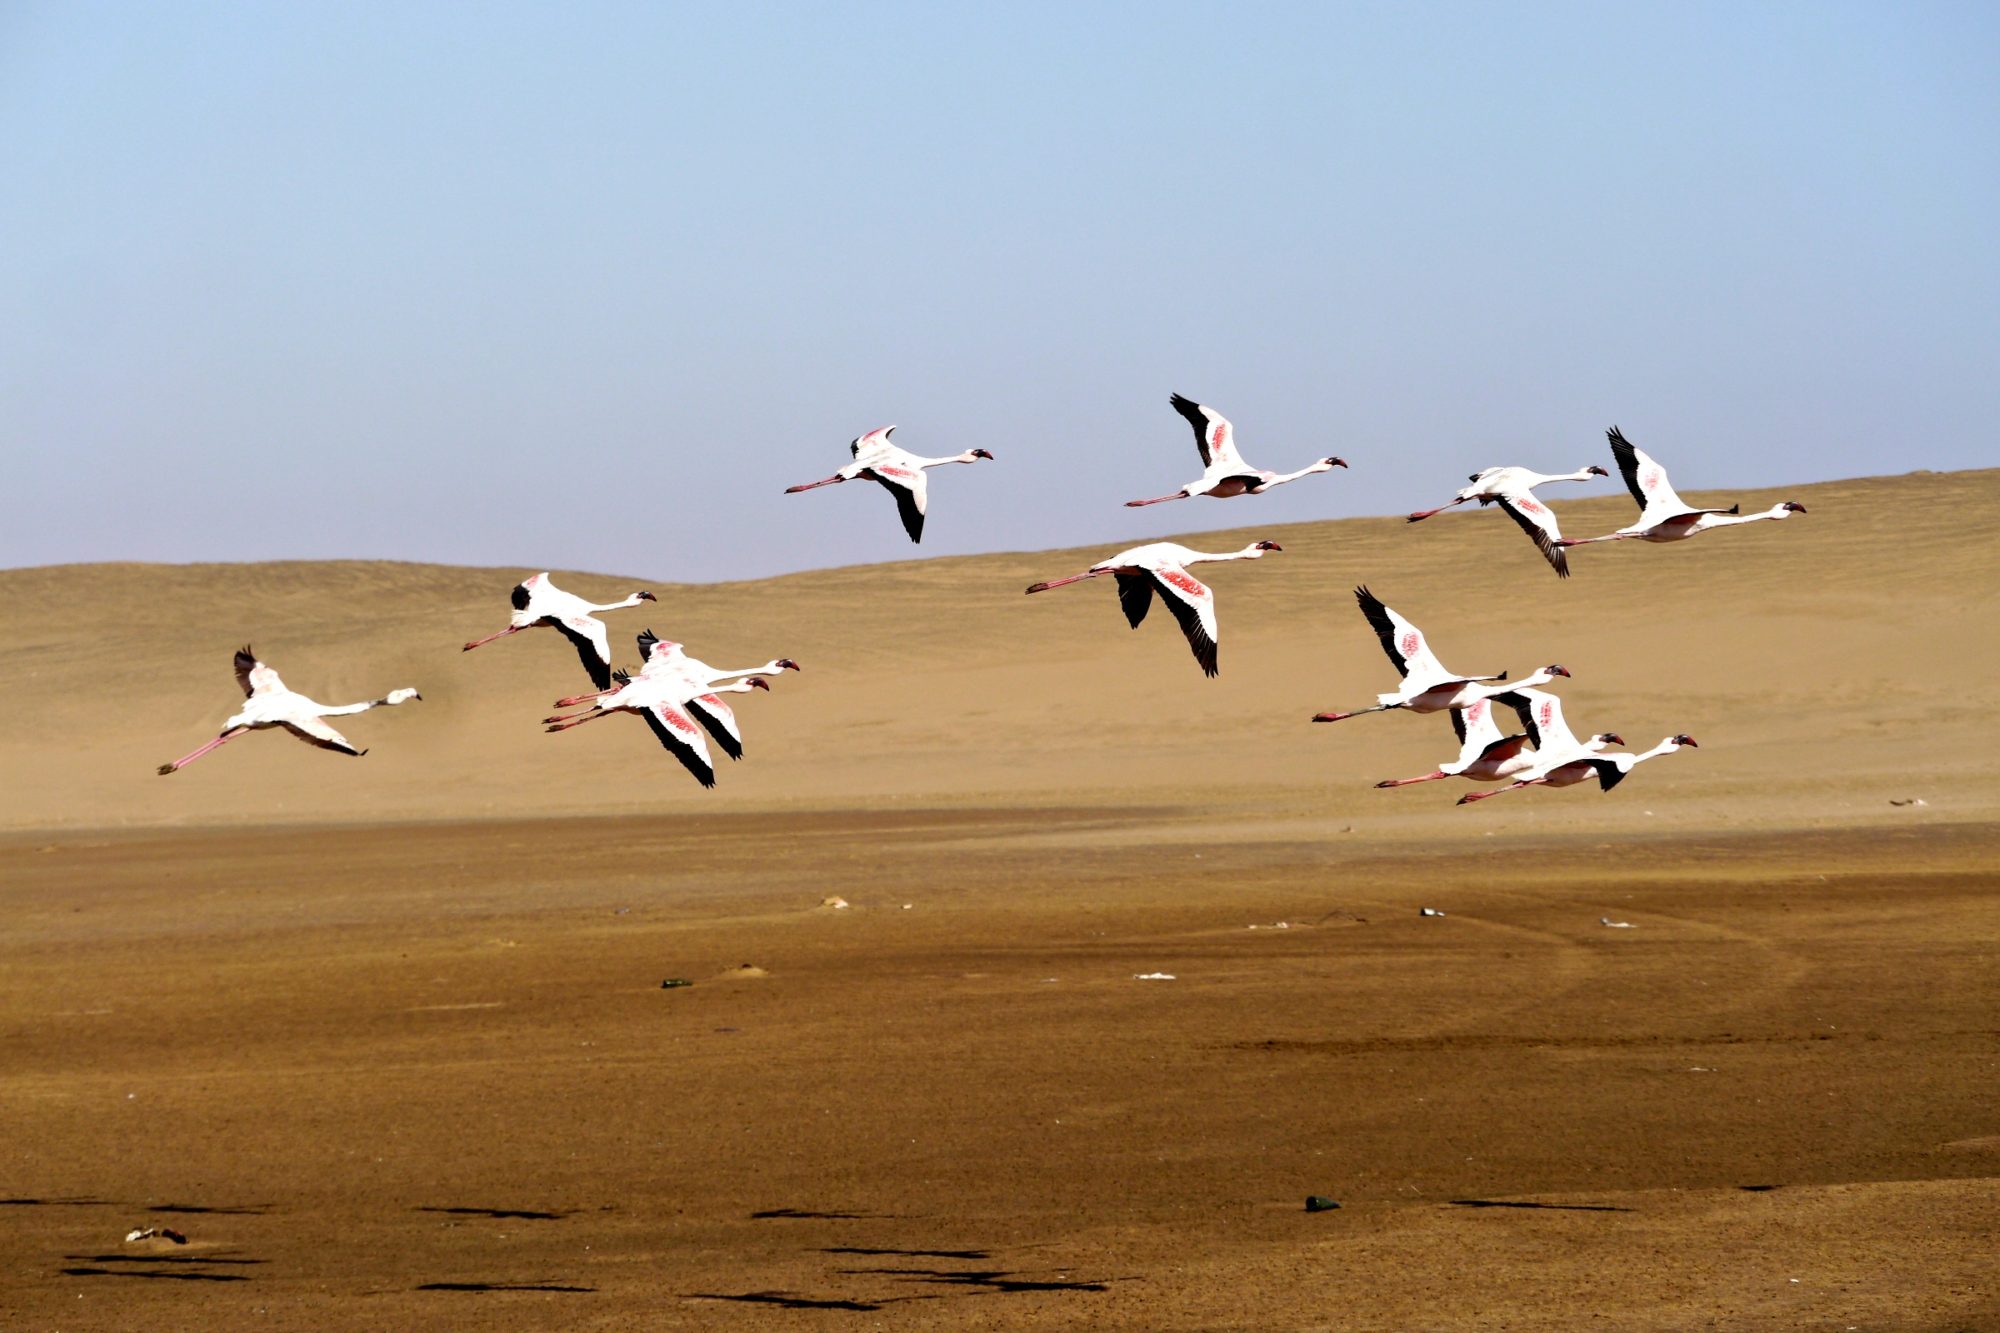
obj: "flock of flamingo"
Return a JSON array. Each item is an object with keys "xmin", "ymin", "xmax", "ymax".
[{"xmin": 158, "ymin": 401, "xmax": 1805, "ymax": 803}]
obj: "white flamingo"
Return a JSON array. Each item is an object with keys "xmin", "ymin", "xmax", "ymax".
[
  {"xmin": 1372, "ymin": 695, "xmax": 1617, "ymax": 789},
  {"xmin": 158, "ymin": 647, "xmax": 421, "ymax": 775},
  {"xmin": 1312, "ymin": 587, "xmax": 1569, "ymax": 722},
  {"xmin": 1406, "ymin": 463, "xmax": 1609, "ymax": 577},
  {"xmin": 549, "ymin": 630, "xmax": 800, "ymax": 762},
  {"xmin": 1024, "ymin": 540, "xmax": 1282, "ymax": 677},
  {"xmin": 1125, "ymin": 394, "xmax": 1346, "ymax": 507},
  {"xmin": 784, "ymin": 426, "xmax": 994, "ymax": 543},
  {"xmin": 1557, "ymin": 427, "xmax": 1806, "ymax": 549},
  {"xmin": 1459, "ymin": 733, "xmax": 1697, "ymax": 804},
  {"xmin": 461, "ymin": 572, "xmax": 656, "ymax": 689},
  {"xmin": 545, "ymin": 669, "xmax": 772, "ymax": 788}
]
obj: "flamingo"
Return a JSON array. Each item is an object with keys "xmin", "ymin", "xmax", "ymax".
[
  {"xmin": 784, "ymin": 426, "xmax": 994, "ymax": 543},
  {"xmin": 549, "ymin": 630, "xmax": 800, "ymax": 761},
  {"xmin": 1125, "ymin": 394, "xmax": 1346, "ymax": 507},
  {"xmin": 461, "ymin": 572, "xmax": 656, "ymax": 690},
  {"xmin": 545, "ymin": 669, "xmax": 773, "ymax": 788},
  {"xmin": 1371, "ymin": 694, "xmax": 1614, "ymax": 789},
  {"xmin": 1556, "ymin": 427, "xmax": 1807, "ymax": 549},
  {"xmin": 1312, "ymin": 587, "xmax": 1569, "ymax": 722},
  {"xmin": 158, "ymin": 647, "xmax": 421, "ymax": 775},
  {"xmin": 1458, "ymin": 734, "xmax": 1696, "ymax": 804},
  {"xmin": 1406, "ymin": 463, "xmax": 1610, "ymax": 577},
  {"xmin": 1023, "ymin": 540, "xmax": 1282, "ymax": 677}
]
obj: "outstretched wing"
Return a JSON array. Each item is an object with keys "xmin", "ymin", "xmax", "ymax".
[
  {"xmin": 279, "ymin": 717, "xmax": 363, "ymax": 757},
  {"xmin": 1494, "ymin": 687, "xmax": 1580, "ymax": 755},
  {"xmin": 1114, "ymin": 571, "xmax": 1155, "ymax": 628},
  {"xmin": 850, "ymin": 425, "xmax": 897, "ymax": 458},
  {"xmin": 640, "ymin": 700, "xmax": 718, "ymax": 788},
  {"xmin": 1607, "ymin": 427, "xmax": 1693, "ymax": 519},
  {"xmin": 686, "ymin": 692, "xmax": 746, "ymax": 761},
  {"xmin": 867, "ymin": 463, "xmax": 928, "ymax": 543},
  {"xmin": 555, "ymin": 616, "xmax": 613, "ymax": 690},
  {"xmin": 1354, "ymin": 586, "xmax": 1446, "ymax": 683},
  {"xmin": 1151, "ymin": 565, "xmax": 1219, "ymax": 677},
  {"xmin": 1495, "ymin": 494, "xmax": 1570, "ymax": 577},
  {"xmin": 1169, "ymin": 393, "xmax": 1243, "ymax": 470},
  {"xmin": 1584, "ymin": 756, "xmax": 1629, "ymax": 792},
  {"xmin": 233, "ymin": 646, "xmax": 284, "ymax": 698},
  {"xmin": 1452, "ymin": 697, "xmax": 1504, "ymax": 764}
]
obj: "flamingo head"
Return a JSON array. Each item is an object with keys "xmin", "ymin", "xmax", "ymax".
[
  {"xmin": 1599, "ymin": 732, "xmax": 1625, "ymax": 747},
  {"xmin": 1322, "ymin": 456, "xmax": 1348, "ymax": 469},
  {"xmin": 970, "ymin": 448, "xmax": 995, "ymax": 460},
  {"xmin": 630, "ymin": 590, "xmax": 657, "ymax": 602},
  {"xmin": 1673, "ymin": 734, "xmax": 1699, "ymax": 747},
  {"xmin": 1543, "ymin": 664, "xmax": 1572, "ymax": 679},
  {"xmin": 775, "ymin": 658, "xmax": 802, "ymax": 672},
  {"xmin": 1587, "ymin": 465, "xmax": 1610, "ymax": 477},
  {"xmin": 748, "ymin": 677, "xmax": 771, "ymax": 691},
  {"xmin": 1252, "ymin": 540, "xmax": 1283, "ymax": 553},
  {"xmin": 1781, "ymin": 502, "xmax": 1807, "ymax": 514}
]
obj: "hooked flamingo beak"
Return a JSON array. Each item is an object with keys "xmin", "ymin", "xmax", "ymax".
[
  {"xmin": 1783, "ymin": 502, "xmax": 1807, "ymax": 513},
  {"xmin": 1603, "ymin": 733, "xmax": 1625, "ymax": 747},
  {"xmin": 972, "ymin": 448, "xmax": 994, "ymax": 459},
  {"xmin": 637, "ymin": 591, "xmax": 657, "ymax": 601},
  {"xmin": 777, "ymin": 658, "xmax": 802, "ymax": 671},
  {"xmin": 1255, "ymin": 541, "xmax": 1283, "ymax": 552},
  {"xmin": 1326, "ymin": 457, "xmax": 1348, "ymax": 469},
  {"xmin": 749, "ymin": 677, "xmax": 771, "ymax": 691},
  {"xmin": 1547, "ymin": 664, "xmax": 1571, "ymax": 678},
  {"xmin": 1588, "ymin": 466, "xmax": 1610, "ymax": 476},
  {"xmin": 1676, "ymin": 734, "xmax": 1699, "ymax": 747}
]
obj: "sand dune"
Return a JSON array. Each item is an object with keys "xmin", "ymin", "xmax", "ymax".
[
  {"xmin": 4, "ymin": 471, "xmax": 1996, "ymax": 1329},
  {"xmin": 4, "ymin": 468, "xmax": 1994, "ymax": 832}
]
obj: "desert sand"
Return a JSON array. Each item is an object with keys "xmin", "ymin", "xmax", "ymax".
[{"xmin": 2, "ymin": 469, "xmax": 1997, "ymax": 1329}]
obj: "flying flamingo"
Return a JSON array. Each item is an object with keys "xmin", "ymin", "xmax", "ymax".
[
  {"xmin": 1023, "ymin": 540, "xmax": 1282, "ymax": 677},
  {"xmin": 1556, "ymin": 427, "xmax": 1806, "ymax": 550},
  {"xmin": 1371, "ymin": 694, "xmax": 1615, "ymax": 789},
  {"xmin": 1125, "ymin": 394, "xmax": 1346, "ymax": 507},
  {"xmin": 549, "ymin": 630, "xmax": 800, "ymax": 761},
  {"xmin": 158, "ymin": 647, "xmax": 421, "ymax": 775},
  {"xmin": 545, "ymin": 668, "xmax": 771, "ymax": 788},
  {"xmin": 1312, "ymin": 587, "xmax": 1569, "ymax": 722},
  {"xmin": 1406, "ymin": 463, "xmax": 1610, "ymax": 577},
  {"xmin": 461, "ymin": 572, "xmax": 656, "ymax": 689},
  {"xmin": 784, "ymin": 426, "xmax": 994, "ymax": 543},
  {"xmin": 1458, "ymin": 734, "xmax": 1697, "ymax": 804}
]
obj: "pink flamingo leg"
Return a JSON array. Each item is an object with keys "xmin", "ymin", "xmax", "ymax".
[
  {"xmin": 463, "ymin": 624, "xmax": 525, "ymax": 652},
  {"xmin": 1313, "ymin": 704, "xmax": 1392, "ymax": 722},
  {"xmin": 1407, "ymin": 498, "xmax": 1469, "ymax": 522},
  {"xmin": 158, "ymin": 727, "xmax": 249, "ymax": 775},
  {"xmin": 553, "ymin": 688, "xmax": 613, "ymax": 708},
  {"xmin": 1024, "ymin": 572, "xmax": 1101, "ymax": 594},
  {"xmin": 784, "ymin": 476, "xmax": 847, "ymax": 493},
  {"xmin": 1123, "ymin": 492, "xmax": 1188, "ymax": 507},
  {"xmin": 1375, "ymin": 771, "xmax": 1447, "ymax": 788},
  {"xmin": 545, "ymin": 709, "xmax": 613, "ymax": 733},
  {"xmin": 1457, "ymin": 778, "xmax": 1541, "ymax": 806}
]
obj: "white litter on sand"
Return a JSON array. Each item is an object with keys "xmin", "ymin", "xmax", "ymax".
[
  {"xmin": 1132, "ymin": 972, "xmax": 1177, "ymax": 981},
  {"xmin": 1600, "ymin": 918, "xmax": 1636, "ymax": 928}
]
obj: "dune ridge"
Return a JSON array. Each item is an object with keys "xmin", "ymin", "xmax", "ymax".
[{"xmin": 3, "ymin": 468, "xmax": 1994, "ymax": 833}]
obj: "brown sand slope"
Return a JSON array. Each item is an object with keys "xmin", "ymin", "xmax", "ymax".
[
  {"xmin": 3, "ymin": 467, "xmax": 1995, "ymax": 831},
  {"xmin": 3, "ymin": 470, "xmax": 1997, "ymax": 1329}
]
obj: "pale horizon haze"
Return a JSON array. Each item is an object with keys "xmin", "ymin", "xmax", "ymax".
[{"xmin": 3, "ymin": 1, "xmax": 1995, "ymax": 582}]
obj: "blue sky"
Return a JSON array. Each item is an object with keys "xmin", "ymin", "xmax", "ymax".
[{"xmin": 4, "ymin": 1, "xmax": 1994, "ymax": 580}]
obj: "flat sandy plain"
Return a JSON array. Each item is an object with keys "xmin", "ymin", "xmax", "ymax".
[{"xmin": 3, "ymin": 469, "xmax": 1997, "ymax": 1330}]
